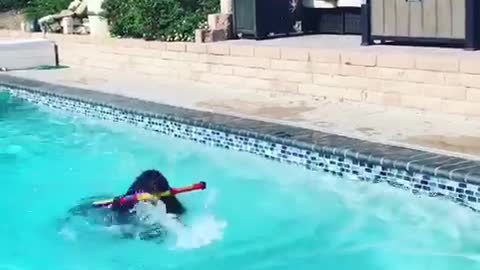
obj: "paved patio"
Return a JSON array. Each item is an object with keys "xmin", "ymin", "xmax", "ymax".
[
  {"xmin": 6, "ymin": 65, "xmax": 480, "ymax": 160},
  {"xmin": 222, "ymin": 34, "xmax": 466, "ymax": 54}
]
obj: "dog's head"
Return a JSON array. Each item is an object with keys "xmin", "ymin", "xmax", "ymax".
[
  {"xmin": 128, "ymin": 169, "xmax": 170, "ymax": 194},
  {"xmin": 127, "ymin": 170, "xmax": 186, "ymax": 215}
]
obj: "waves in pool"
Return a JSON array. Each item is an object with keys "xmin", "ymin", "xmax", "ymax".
[
  {"xmin": 61, "ymin": 190, "xmax": 226, "ymax": 249},
  {"xmin": 1, "ymin": 90, "xmax": 480, "ymax": 270}
]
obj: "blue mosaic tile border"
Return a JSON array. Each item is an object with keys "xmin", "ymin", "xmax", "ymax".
[{"xmin": 5, "ymin": 86, "xmax": 480, "ymax": 212}]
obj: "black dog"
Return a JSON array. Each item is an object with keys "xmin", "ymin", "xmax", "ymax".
[
  {"xmin": 111, "ymin": 169, "xmax": 186, "ymax": 216},
  {"xmin": 66, "ymin": 169, "xmax": 186, "ymax": 241}
]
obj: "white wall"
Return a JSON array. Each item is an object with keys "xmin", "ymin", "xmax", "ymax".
[{"xmin": 0, "ymin": 39, "xmax": 57, "ymax": 70}]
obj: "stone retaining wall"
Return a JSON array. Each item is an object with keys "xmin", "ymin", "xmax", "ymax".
[{"xmin": 2, "ymin": 30, "xmax": 480, "ymax": 116}]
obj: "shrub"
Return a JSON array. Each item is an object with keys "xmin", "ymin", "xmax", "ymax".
[
  {"xmin": 0, "ymin": 0, "xmax": 28, "ymax": 12},
  {"xmin": 102, "ymin": 0, "xmax": 219, "ymax": 41},
  {"xmin": 22, "ymin": 0, "xmax": 71, "ymax": 21}
]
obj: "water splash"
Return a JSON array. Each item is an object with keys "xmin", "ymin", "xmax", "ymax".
[
  {"xmin": 58, "ymin": 226, "xmax": 77, "ymax": 241},
  {"xmin": 203, "ymin": 187, "xmax": 218, "ymax": 209},
  {"xmin": 303, "ymin": 177, "xmax": 480, "ymax": 259},
  {"xmin": 59, "ymin": 191, "xmax": 227, "ymax": 250},
  {"xmin": 132, "ymin": 191, "xmax": 227, "ymax": 249}
]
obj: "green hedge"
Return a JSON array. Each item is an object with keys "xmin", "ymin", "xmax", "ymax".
[
  {"xmin": 0, "ymin": 0, "xmax": 28, "ymax": 12},
  {"xmin": 102, "ymin": 0, "xmax": 219, "ymax": 41},
  {"xmin": 22, "ymin": 0, "xmax": 72, "ymax": 20},
  {"xmin": 0, "ymin": 0, "xmax": 70, "ymax": 20}
]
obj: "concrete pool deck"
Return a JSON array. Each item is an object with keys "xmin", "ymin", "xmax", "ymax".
[
  {"xmin": 3, "ymin": 32, "xmax": 480, "ymax": 213},
  {"xmin": 5, "ymin": 71, "xmax": 480, "ymax": 212},
  {"xmin": 5, "ymin": 66, "xmax": 480, "ymax": 161},
  {"xmin": 1, "ymin": 30, "xmax": 480, "ymax": 160}
]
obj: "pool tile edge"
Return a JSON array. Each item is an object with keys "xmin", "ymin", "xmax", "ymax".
[{"xmin": 2, "ymin": 74, "xmax": 480, "ymax": 211}]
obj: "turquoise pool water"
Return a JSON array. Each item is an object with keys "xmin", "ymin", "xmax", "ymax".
[{"xmin": 1, "ymin": 90, "xmax": 480, "ymax": 270}]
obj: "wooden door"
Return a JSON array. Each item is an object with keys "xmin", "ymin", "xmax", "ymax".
[{"xmin": 370, "ymin": 0, "xmax": 465, "ymax": 39}]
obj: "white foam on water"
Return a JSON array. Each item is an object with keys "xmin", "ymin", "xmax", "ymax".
[
  {"xmin": 58, "ymin": 226, "xmax": 77, "ymax": 241},
  {"xmin": 203, "ymin": 187, "xmax": 218, "ymax": 209},
  {"xmin": 307, "ymin": 176, "xmax": 480, "ymax": 259},
  {"xmin": 132, "ymin": 190, "xmax": 227, "ymax": 249}
]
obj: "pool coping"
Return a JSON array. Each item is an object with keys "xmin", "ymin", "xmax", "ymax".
[{"xmin": 1, "ymin": 73, "xmax": 480, "ymax": 186}]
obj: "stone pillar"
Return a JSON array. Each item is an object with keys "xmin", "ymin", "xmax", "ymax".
[
  {"xmin": 20, "ymin": 21, "xmax": 27, "ymax": 32},
  {"xmin": 220, "ymin": 0, "xmax": 233, "ymax": 14},
  {"xmin": 61, "ymin": 17, "xmax": 74, "ymax": 34},
  {"xmin": 195, "ymin": 29, "xmax": 205, "ymax": 43},
  {"xmin": 208, "ymin": 13, "xmax": 232, "ymax": 39},
  {"xmin": 196, "ymin": 0, "xmax": 233, "ymax": 42},
  {"xmin": 208, "ymin": 13, "xmax": 232, "ymax": 30},
  {"xmin": 87, "ymin": 0, "xmax": 110, "ymax": 37}
]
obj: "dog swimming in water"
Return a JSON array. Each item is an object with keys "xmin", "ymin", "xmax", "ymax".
[
  {"xmin": 110, "ymin": 169, "xmax": 186, "ymax": 215},
  {"xmin": 66, "ymin": 169, "xmax": 205, "ymax": 242}
]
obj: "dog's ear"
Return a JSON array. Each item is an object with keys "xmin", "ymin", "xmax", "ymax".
[{"xmin": 161, "ymin": 196, "xmax": 186, "ymax": 215}]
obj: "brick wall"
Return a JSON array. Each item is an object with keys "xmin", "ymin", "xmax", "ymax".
[{"xmin": 2, "ymin": 30, "xmax": 480, "ymax": 116}]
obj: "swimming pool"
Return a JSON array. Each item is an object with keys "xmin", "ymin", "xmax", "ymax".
[{"xmin": 2, "ymin": 88, "xmax": 480, "ymax": 270}]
